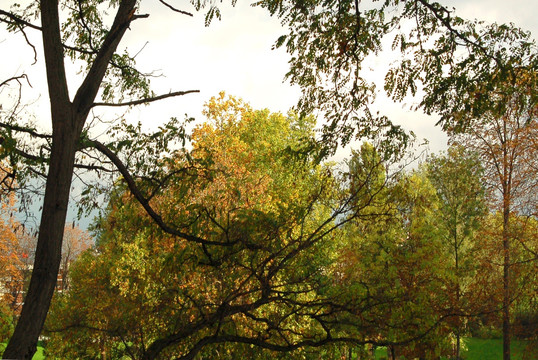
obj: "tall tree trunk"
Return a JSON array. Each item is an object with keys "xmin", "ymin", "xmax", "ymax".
[
  {"xmin": 3, "ymin": 0, "xmax": 137, "ymax": 357},
  {"xmin": 455, "ymin": 231, "xmax": 461, "ymax": 360},
  {"xmin": 502, "ymin": 204, "xmax": 511, "ymax": 360},
  {"xmin": 2, "ymin": 0, "xmax": 77, "ymax": 357},
  {"xmin": 3, "ymin": 125, "xmax": 79, "ymax": 358},
  {"xmin": 502, "ymin": 118, "xmax": 512, "ymax": 360}
]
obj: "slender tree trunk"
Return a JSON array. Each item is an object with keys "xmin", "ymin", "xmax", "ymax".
[
  {"xmin": 455, "ymin": 330, "xmax": 461, "ymax": 360},
  {"xmin": 3, "ymin": 125, "xmax": 79, "ymax": 359},
  {"xmin": 455, "ymin": 231, "xmax": 461, "ymax": 360},
  {"xmin": 3, "ymin": 0, "xmax": 137, "ymax": 357},
  {"xmin": 502, "ymin": 204, "xmax": 511, "ymax": 360},
  {"xmin": 502, "ymin": 119, "xmax": 511, "ymax": 360},
  {"xmin": 2, "ymin": 0, "xmax": 78, "ymax": 357}
]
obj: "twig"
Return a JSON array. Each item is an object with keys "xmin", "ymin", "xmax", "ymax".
[
  {"xmin": 91, "ymin": 90, "xmax": 199, "ymax": 108},
  {"xmin": 158, "ymin": 0, "xmax": 194, "ymax": 17}
]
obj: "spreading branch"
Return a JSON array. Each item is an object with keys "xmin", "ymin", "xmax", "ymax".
[
  {"xmin": 158, "ymin": 0, "xmax": 194, "ymax": 17},
  {"xmin": 89, "ymin": 139, "xmax": 238, "ymax": 247},
  {"xmin": 0, "ymin": 9, "xmax": 41, "ymax": 30},
  {"xmin": 92, "ymin": 90, "xmax": 200, "ymax": 108}
]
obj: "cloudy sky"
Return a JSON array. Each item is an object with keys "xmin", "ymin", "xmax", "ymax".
[
  {"xmin": 2, "ymin": 0, "xmax": 537, "ymax": 151},
  {"xmin": 1, "ymin": 0, "xmax": 537, "ymax": 226},
  {"xmin": 122, "ymin": 0, "xmax": 538, "ymax": 158}
]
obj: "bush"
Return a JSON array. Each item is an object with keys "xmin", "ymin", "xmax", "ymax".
[{"xmin": 0, "ymin": 302, "xmax": 14, "ymax": 343}]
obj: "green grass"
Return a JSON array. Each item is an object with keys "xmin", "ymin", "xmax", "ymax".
[
  {"xmin": 1, "ymin": 343, "xmax": 45, "ymax": 360},
  {"xmin": 4, "ymin": 338, "xmax": 535, "ymax": 359},
  {"xmin": 32, "ymin": 344, "xmax": 46, "ymax": 360},
  {"xmin": 463, "ymin": 338, "xmax": 530, "ymax": 360},
  {"xmin": 373, "ymin": 338, "xmax": 533, "ymax": 360}
]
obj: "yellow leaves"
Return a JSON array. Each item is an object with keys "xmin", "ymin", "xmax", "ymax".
[{"xmin": 202, "ymin": 92, "xmax": 252, "ymax": 130}]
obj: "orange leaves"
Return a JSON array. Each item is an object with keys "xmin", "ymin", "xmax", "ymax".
[{"xmin": 0, "ymin": 181, "xmax": 24, "ymax": 312}]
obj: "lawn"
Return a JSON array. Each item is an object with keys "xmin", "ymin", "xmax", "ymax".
[
  {"xmin": 1, "ymin": 343, "xmax": 45, "ymax": 360},
  {"xmin": 374, "ymin": 338, "xmax": 534, "ymax": 360},
  {"xmin": 3, "ymin": 338, "xmax": 535, "ymax": 359},
  {"xmin": 463, "ymin": 338, "xmax": 531, "ymax": 360}
]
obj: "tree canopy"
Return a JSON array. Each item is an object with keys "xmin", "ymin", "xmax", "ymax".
[{"xmin": 0, "ymin": 0, "xmax": 537, "ymax": 359}]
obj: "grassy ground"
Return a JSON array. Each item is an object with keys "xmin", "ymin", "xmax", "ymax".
[
  {"xmin": 0, "ymin": 343, "xmax": 45, "ymax": 360},
  {"xmin": 463, "ymin": 338, "xmax": 531, "ymax": 360},
  {"xmin": 4, "ymin": 338, "xmax": 535, "ymax": 359},
  {"xmin": 33, "ymin": 344, "xmax": 46, "ymax": 360},
  {"xmin": 374, "ymin": 338, "xmax": 534, "ymax": 360}
]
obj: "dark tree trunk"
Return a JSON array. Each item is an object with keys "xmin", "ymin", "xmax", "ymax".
[
  {"xmin": 2, "ymin": 126, "xmax": 79, "ymax": 359},
  {"xmin": 502, "ymin": 119, "xmax": 512, "ymax": 360},
  {"xmin": 3, "ymin": 0, "xmax": 137, "ymax": 358}
]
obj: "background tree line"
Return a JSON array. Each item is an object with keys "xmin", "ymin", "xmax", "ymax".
[{"xmin": 0, "ymin": 0, "xmax": 537, "ymax": 359}]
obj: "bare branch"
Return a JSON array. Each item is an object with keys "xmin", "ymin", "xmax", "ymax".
[
  {"xmin": 16, "ymin": 23, "xmax": 38, "ymax": 64},
  {"xmin": 158, "ymin": 0, "xmax": 194, "ymax": 17},
  {"xmin": 0, "ymin": 9, "xmax": 41, "ymax": 30},
  {"xmin": 92, "ymin": 90, "xmax": 200, "ymax": 108},
  {"xmin": 0, "ymin": 74, "xmax": 32, "ymax": 89}
]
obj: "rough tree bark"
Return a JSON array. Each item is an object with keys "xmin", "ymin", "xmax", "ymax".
[{"xmin": 3, "ymin": 0, "xmax": 139, "ymax": 358}]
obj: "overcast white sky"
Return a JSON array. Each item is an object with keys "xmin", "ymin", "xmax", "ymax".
[
  {"xmin": 1, "ymin": 0, "xmax": 537, "ymax": 227},
  {"xmin": 2, "ymin": 0, "xmax": 537, "ymax": 151},
  {"xmin": 120, "ymin": 0, "xmax": 538, "ymax": 158}
]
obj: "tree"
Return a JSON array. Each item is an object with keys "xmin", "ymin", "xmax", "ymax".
[
  {"xmin": 336, "ymin": 153, "xmax": 458, "ymax": 359},
  {"xmin": 59, "ymin": 224, "xmax": 92, "ymax": 291},
  {"xmin": 0, "ymin": 2, "xmax": 199, "ymax": 357},
  {"xmin": 1, "ymin": 1, "xmax": 535, "ymax": 358},
  {"xmin": 450, "ymin": 69, "xmax": 538, "ymax": 360},
  {"xmin": 425, "ymin": 145, "xmax": 488, "ymax": 359},
  {"xmin": 45, "ymin": 96, "xmax": 348, "ymax": 359},
  {"xmin": 45, "ymin": 96, "xmax": 447, "ymax": 360},
  {"xmin": 0, "ymin": 172, "xmax": 25, "ymax": 315}
]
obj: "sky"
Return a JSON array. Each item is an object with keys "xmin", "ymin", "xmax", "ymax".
[
  {"xmin": 2, "ymin": 0, "xmax": 537, "ymax": 149},
  {"xmin": 125, "ymin": 0, "xmax": 538, "ymax": 156},
  {"xmin": 1, "ymin": 0, "xmax": 537, "ymax": 228}
]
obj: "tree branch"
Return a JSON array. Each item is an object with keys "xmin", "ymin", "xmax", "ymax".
[
  {"xmin": 89, "ymin": 139, "xmax": 238, "ymax": 247},
  {"xmin": 158, "ymin": 0, "xmax": 194, "ymax": 17},
  {"xmin": 0, "ymin": 9, "xmax": 42, "ymax": 30},
  {"xmin": 0, "ymin": 74, "xmax": 32, "ymax": 90},
  {"xmin": 72, "ymin": 0, "xmax": 138, "ymax": 119},
  {"xmin": 415, "ymin": 0, "xmax": 500, "ymax": 65},
  {"xmin": 92, "ymin": 90, "xmax": 200, "ymax": 108},
  {"xmin": 0, "ymin": 121, "xmax": 51, "ymax": 140},
  {"xmin": 41, "ymin": 0, "xmax": 71, "ymax": 119}
]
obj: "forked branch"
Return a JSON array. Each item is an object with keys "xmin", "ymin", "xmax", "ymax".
[{"xmin": 89, "ymin": 139, "xmax": 238, "ymax": 247}]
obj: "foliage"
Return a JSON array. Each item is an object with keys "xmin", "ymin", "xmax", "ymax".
[
  {"xmin": 450, "ymin": 67, "xmax": 538, "ymax": 359},
  {"xmin": 424, "ymin": 144, "xmax": 488, "ymax": 358},
  {"xmin": 0, "ymin": 302, "xmax": 14, "ymax": 345},
  {"xmin": 59, "ymin": 224, "xmax": 93, "ymax": 291},
  {"xmin": 0, "ymin": 170, "xmax": 25, "ymax": 314},
  {"xmin": 254, "ymin": 0, "xmax": 538, "ymax": 156},
  {"xmin": 1, "ymin": 0, "xmax": 537, "ymax": 358},
  {"xmin": 46, "ymin": 95, "xmax": 348, "ymax": 360},
  {"xmin": 331, "ymin": 150, "xmax": 458, "ymax": 358}
]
